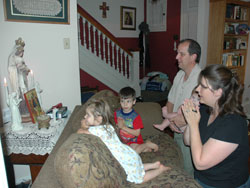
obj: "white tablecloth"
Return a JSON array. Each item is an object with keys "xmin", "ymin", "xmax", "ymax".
[{"xmin": 0, "ymin": 117, "xmax": 69, "ymax": 155}]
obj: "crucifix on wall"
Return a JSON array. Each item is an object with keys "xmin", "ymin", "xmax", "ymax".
[{"xmin": 99, "ymin": 2, "xmax": 109, "ymax": 18}]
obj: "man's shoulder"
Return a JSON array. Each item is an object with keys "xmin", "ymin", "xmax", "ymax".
[
  {"xmin": 173, "ymin": 69, "xmax": 185, "ymax": 80},
  {"xmin": 189, "ymin": 64, "xmax": 201, "ymax": 80},
  {"xmin": 192, "ymin": 64, "xmax": 201, "ymax": 74}
]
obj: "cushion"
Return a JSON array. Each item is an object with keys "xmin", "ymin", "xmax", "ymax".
[
  {"xmin": 54, "ymin": 133, "xmax": 129, "ymax": 188},
  {"xmin": 128, "ymin": 134, "xmax": 201, "ymax": 188}
]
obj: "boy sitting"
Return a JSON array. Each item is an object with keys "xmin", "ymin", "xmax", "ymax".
[{"xmin": 114, "ymin": 86, "xmax": 158, "ymax": 153}]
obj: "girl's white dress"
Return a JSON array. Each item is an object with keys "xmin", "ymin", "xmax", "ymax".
[{"xmin": 89, "ymin": 125, "xmax": 145, "ymax": 184}]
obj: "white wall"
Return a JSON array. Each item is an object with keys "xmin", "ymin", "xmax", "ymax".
[
  {"xmin": 0, "ymin": 0, "xmax": 81, "ymax": 112},
  {"xmin": 0, "ymin": 0, "xmax": 81, "ymax": 184},
  {"xmin": 78, "ymin": 0, "xmax": 144, "ymax": 37}
]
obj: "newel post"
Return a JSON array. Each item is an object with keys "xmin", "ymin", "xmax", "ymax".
[{"xmin": 131, "ymin": 52, "xmax": 141, "ymax": 97}]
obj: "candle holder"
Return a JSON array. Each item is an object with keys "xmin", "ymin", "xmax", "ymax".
[{"xmin": 37, "ymin": 114, "xmax": 51, "ymax": 130}]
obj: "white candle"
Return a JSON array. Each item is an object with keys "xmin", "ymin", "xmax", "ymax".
[
  {"xmin": 30, "ymin": 70, "xmax": 35, "ymax": 89},
  {"xmin": 3, "ymin": 77, "xmax": 9, "ymax": 98}
]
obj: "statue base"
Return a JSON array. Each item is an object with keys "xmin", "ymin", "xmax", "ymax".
[{"xmin": 21, "ymin": 114, "xmax": 32, "ymax": 123}]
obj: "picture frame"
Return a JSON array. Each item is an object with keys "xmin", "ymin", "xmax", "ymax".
[
  {"xmin": 24, "ymin": 89, "xmax": 44, "ymax": 123},
  {"xmin": 120, "ymin": 6, "xmax": 136, "ymax": 30},
  {"xmin": 3, "ymin": 0, "xmax": 70, "ymax": 24}
]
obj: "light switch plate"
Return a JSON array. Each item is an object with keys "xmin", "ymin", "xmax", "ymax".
[{"xmin": 63, "ymin": 38, "xmax": 70, "ymax": 49}]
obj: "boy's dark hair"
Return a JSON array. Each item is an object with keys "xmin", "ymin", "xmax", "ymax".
[{"xmin": 119, "ymin": 87, "xmax": 136, "ymax": 100}]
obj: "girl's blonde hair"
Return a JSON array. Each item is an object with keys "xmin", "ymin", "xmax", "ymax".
[{"xmin": 86, "ymin": 98, "xmax": 116, "ymax": 135}]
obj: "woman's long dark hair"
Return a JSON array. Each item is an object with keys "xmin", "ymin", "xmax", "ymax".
[{"xmin": 198, "ymin": 64, "xmax": 245, "ymax": 117}]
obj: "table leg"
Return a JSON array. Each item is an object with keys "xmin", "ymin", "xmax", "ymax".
[{"xmin": 30, "ymin": 165, "xmax": 43, "ymax": 183}]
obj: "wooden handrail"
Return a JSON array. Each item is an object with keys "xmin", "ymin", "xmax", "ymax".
[{"xmin": 77, "ymin": 5, "xmax": 133, "ymax": 56}]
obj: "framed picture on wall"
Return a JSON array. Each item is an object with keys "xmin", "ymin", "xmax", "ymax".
[
  {"xmin": 3, "ymin": 0, "xmax": 70, "ymax": 24},
  {"xmin": 24, "ymin": 89, "xmax": 44, "ymax": 123},
  {"xmin": 120, "ymin": 6, "xmax": 136, "ymax": 30}
]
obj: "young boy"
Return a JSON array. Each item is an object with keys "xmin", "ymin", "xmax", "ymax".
[{"xmin": 114, "ymin": 86, "xmax": 158, "ymax": 154}]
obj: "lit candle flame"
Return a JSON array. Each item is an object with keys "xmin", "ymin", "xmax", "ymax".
[{"xmin": 4, "ymin": 77, "xmax": 7, "ymax": 87}]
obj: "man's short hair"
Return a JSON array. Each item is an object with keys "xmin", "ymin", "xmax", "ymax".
[
  {"xmin": 119, "ymin": 87, "xmax": 136, "ymax": 100},
  {"xmin": 179, "ymin": 39, "xmax": 201, "ymax": 63}
]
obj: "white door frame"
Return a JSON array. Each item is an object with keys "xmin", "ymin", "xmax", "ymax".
[{"xmin": 180, "ymin": 0, "xmax": 209, "ymax": 69}]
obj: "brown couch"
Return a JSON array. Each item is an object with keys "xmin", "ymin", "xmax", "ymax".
[{"xmin": 32, "ymin": 90, "xmax": 201, "ymax": 188}]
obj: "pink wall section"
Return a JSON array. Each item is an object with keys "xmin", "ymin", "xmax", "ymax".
[{"xmin": 80, "ymin": 0, "xmax": 181, "ymax": 91}]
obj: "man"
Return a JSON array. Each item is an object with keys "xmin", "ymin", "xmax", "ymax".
[{"xmin": 167, "ymin": 39, "xmax": 201, "ymax": 176}]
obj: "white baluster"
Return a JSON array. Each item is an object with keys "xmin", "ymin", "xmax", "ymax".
[
  {"xmin": 97, "ymin": 30, "xmax": 101, "ymax": 58},
  {"xmin": 78, "ymin": 14, "xmax": 81, "ymax": 42},
  {"xmin": 111, "ymin": 42, "xmax": 114, "ymax": 68},
  {"xmin": 103, "ymin": 36, "xmax": 107, "ymax": 62},
  {"xmin": 128, "ymin": 54, "xmax": 132, "ymax": 80},
  {"xmin": 93, "ymin": 26, "xmax": 97, "ymax": 55},
  {"xmin": 82, "ymin": 17, "xmax": 87, "ymax": 47},
  {"xmin": 107, "ymin": 38, "xmax": 111, "ymax": 66},
  {"xmin": 114, "ymin": 45, "xmax": 118, "ymax": 70},
  {"xmin": 121, "ymin": 50, "xmax": 124, "ymax": 76},
  {"xmin": 118, "ymin": 47, "xmax": 122, "ymax": 73},
  {"xmin": 124, "ymin": 53, "xmax": 128, "ymax": 78},
  {"xmin": 87, "ymin": 21, "xmax": 91, "ymax": 50}
]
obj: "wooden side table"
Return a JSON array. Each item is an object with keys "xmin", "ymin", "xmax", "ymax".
[
  {"xmin": 1, "ymin": 115, "xmax": 70, "ymax": 183},
  {"xmin": 9, "ymin": 153, "xmax": 49, "ymax": 183}
]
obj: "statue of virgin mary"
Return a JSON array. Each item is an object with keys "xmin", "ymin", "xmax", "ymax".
[{"xmin": 8, "ymin": 38, "xmax": 31, "ymax": 116}]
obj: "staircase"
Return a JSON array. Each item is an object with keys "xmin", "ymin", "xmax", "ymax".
[{"xmin": 77, "ymin": 5, "xmax": 141, "ymax": 96}]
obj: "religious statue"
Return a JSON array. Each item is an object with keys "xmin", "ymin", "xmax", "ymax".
[
  {"xmin": 7, "ymin": 38, "xmax": 31, "ymax": 118},
  {"xmin": 8, "ymin": 37, "xmax": 30, "ymax": 98},
  {"xmin": 7, "ymin": 92, "xmax": 23, "ymax": 131}
]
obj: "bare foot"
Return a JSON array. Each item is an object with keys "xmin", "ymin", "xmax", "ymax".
[
  {"xmin": 144, "ymin": 161, "xmax": 161, "ymax": 170},
  {"xmin": 142, "ymin": 147, "xmax": 152, "ymax": 153},
  {"xmin": 146, "ymin": 140, "xmax": 159, "ymax": 152},
  {"xmin": 153, "ymin": 161, "xmax": 161, "ymax": 169},
  {"xmin": 153, "ymin": 124, "xmax": 166, "ymax": 131},
  {"xmin": 153, "ymin": 119, "xmax": 170, "ymax": 131},
  {"xmin": 159, "ymin": 164, "xmax": 171, "ymax": 173}
]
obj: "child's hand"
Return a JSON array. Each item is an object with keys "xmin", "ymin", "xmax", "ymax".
[
  {"xmin": 117, "ymin": 117, "xmax": 126, "ymax": 129},
  {"xmin": 81, "ymin": 118, "xmax": 89, "ymax": 129}
]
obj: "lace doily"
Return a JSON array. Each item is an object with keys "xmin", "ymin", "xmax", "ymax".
[
  {"xmin": 13, "ymin": 0, "xmax": 62, "ymax": 16},
  {"xmin": 0, "ymin": 116, "xmax": 70, "ymax": 155}
]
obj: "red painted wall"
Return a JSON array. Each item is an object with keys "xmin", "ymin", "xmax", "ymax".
[
  {"xmin": 80, "ymin": 0, "xmax": 181, "ymax": 90},
  {"xmin": 80, "ymin": 70, "xmax": 117, "ymax": 93}
]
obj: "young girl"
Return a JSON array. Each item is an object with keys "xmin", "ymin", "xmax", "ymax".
[
  {"xmin": 153, "ymin": 89, "xmax": 200, "ymax": 132},
  {"xmin": 77, "ymin": 99, "xmax": 170, "ymax": 184}
]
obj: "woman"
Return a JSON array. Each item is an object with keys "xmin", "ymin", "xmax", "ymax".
[{"xmin": 182, "ymin": 64, "xmax": 249, "ymax": 188}]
